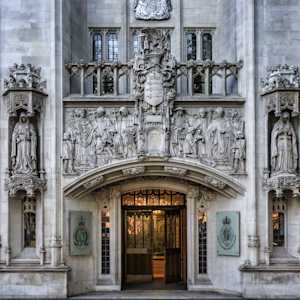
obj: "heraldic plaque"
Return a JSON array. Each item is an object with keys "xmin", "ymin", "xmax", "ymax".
[
  {"xmin": 216, "ymin": 211, "xmax": 240, "ymax": 256},
  {"xmin": 70, "ymin": 211, "xmax": 92, "ymax": 256}
]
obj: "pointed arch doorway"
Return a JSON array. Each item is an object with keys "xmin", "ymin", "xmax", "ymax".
[{"xmin": 121, "ymin": 189, "xmax": 187, "ymax": 290}]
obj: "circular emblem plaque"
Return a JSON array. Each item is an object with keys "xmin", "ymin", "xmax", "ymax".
[
  {"xmin": 73, "ymin": 216, "xmax": 89, "ymax": 249},
  {"xmin": 217, "ymin": 216, "xmax": 236, "ymax": 250}
]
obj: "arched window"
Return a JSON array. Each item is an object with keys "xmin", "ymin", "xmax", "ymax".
[
  {"xmin": 107, "ymin": 32, "xmax": 119, "ymax": 62},
  {"xmin": 272, "ymin": 198, "xmax": 286, "ymax": 247},
  {"xmin": 202, "ymin": 33, "xmax": 212, "ymax": 61},
  {"xmin": 23, "ymin": 197, "xmax": 36, "ymax": 248},
  {"xmin": 93, "ymin": 33, "xmax": 102, "ymax": 62},
  {"xmin": 186, "ymin": 32, "xmax": 197, "ymax": 61}
]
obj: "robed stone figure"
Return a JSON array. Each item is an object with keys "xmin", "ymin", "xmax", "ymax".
[
  {"xmin": 11, "ymin": 112, "xmax": 37, "ymax": 175},
  {"xmin": 271, "ymin": 111, "xmax": 298, "ymax": 175}
]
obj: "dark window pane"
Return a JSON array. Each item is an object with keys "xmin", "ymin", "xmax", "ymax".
[
  {"xmin": 272, "ymin": 212, "xmax": 285, "ymax": 247},
  {"xmin": 101, "ymin": 207, "xmax": 110, "ymax": 274},
  {"xmin": 202, "ymin": 33, "xmax": 212, "ymax": 60},
  {"xmin": 23, "ymin": 197, "xmax": 36, "ymax": 248},
  {"xmin": 186, "ymin": 32, "xmax": 197, "ymax": 61},
  {"xmin": 93, "ymin": 33, "xmax": 102, "ymax": 62},
  {"xmin": 107, "ymin": 32, "xmax": 119, "ymax": 62}
]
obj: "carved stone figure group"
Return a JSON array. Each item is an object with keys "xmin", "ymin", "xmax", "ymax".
[
  {"xmin": 170, "ymin": 107, "xmax": 246, "ymax": 173},
  {"xmin": 63, "ymin": 107, "xmax": 138, "ymax": 174}
]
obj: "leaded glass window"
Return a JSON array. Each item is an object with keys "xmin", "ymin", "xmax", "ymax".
[
  {"xmin": 101, "ymin": 206, "xmax": 110, "ymax": 274},
  {"xmin": 198, "ymin": 211, "xmax": 207, "ymax": 274},
  {"xmin": 93, "ymin": 33, "xmax": 102, "ymax": 62},
  {"xmin": 186, "ymin": 32, "xmax": 197, "ymax": 61},
  {"xmin": 107, "ymin": 32, "xmax": 119, "ymax": 62},
  {"xmin": 122, "ymin": 190, "xmax": 185, "ymax": 207},
  {"xmin": 272, "ymin": 199, "xmax": 286, "ymax": 247},
  {"xmin": 202, "ymin": 33, "xmax": 212, "ymax": 61},
  {"xmin": 23, "ymin": 197, "xmax": 36, "ymax": 248}
]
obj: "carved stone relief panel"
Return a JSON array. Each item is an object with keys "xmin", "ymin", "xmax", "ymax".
[
  {"xmin": 63, "ymin": 106, "xmax": 245, "ymax": 175},
  {"xmin": 170, "ymin": 107, "xmax": 245, "ymax": 173},
  {"xmin": 63, "ymin": 107, "xmax": 138, "ymax": 174}
]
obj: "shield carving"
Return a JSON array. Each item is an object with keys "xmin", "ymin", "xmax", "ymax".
[{"xmin": 144, "ymin": 70, "xmax": 164, "ymax": 107}]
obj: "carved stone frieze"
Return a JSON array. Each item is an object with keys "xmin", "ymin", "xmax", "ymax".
[
  {"xmin": 122, "ymin": 166, "xmax": 145, "ymax": 176},
  {"xmin": 83, "ymin": 176, "xmax": 104, "ymax": 189},
  {"xmin": 164, "ymin": 166, "xmax": 187, "ymax": 176},
  {"xmin": 134, "ymin": 0, "xmax": 172, "ymax": 20},
  {"xmin": 261, "ymin": 64, "xmax": 300, "ymax": 94},
  {"xmin": 204, "ymin": 176, "xmax": 226, "ymax": 190}
]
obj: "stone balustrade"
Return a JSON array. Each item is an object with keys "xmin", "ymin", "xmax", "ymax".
[{"xmin": 65, "ymin": 60, "xmax": 243, "ymax": 98}]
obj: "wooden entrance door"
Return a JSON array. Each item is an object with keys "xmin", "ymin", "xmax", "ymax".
[
  {"xmin": 165, "ymin": 210, "xmax": 181, "ymax": 283},
  {"xmin": 124, "ymin": 211, "xmax": 153, "ymax": 283}
]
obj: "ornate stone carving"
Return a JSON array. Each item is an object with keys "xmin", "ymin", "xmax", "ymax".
[
  {"xmin": 83, "ymin": 176, "xmax": 104, "ymax": 189},
  {"xmin": 5, "ymin": 174, "xmax": 46, "ymax": 197},
  {"xmin": 263, "ymin": 172, "xmax": 300, "ymax": 198},
  {"xmin": 63, "ymin": 107, "xmax": 138, "ymax": 174},
  {"xmin": 270, "ymin": 112, "xmax": 298, "ymax": 176},
  {"xmin": 4, "ymin": 63, "xmax": 45, "ymax": 92},
  {"xmin": 122, "ymin": 166, "xmax": 145, "ymax": 176},
  {"xmin": 204, "ymin": 176, "xmax": 226, "ymax": 190},
  {"xmin": 164, "ymin": 166, "xmax": 187, "ymax": 176},
  {"xmin": 4, "ymin": 64, "xmax": 47, "ymax": 197},
  {"xmin": 134, "ymin": 0, "xmax": 172, "ymax": 20},
  {"xmin": 261, "ymin": 64, "xmax": 300, "ymax": 94},
  {"xmin": 11, "ymin": 112, "xmax": 37, "ymax": 175}
]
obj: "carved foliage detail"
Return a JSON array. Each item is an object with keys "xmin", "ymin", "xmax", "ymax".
[{"xmin": 134, "ymin": 0, "xmax": 172, "ymax": 21}]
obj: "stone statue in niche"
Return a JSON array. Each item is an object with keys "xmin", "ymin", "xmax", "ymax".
[
  {"xmin": 207, "ymin": 108, "xmax": 230, "ymax": 163},
  {"xmin": 134, "ymin": 0, "xmax": 172, "ymax": 21},
  {"xmin": 271, "ymin": 111, "xmax": 298, "ymax": 175},
  {"xmin": 11, "ymin": 112, "xmax": 37, "ymax": 175},
  {"xmin": 62, "ymin": 132, "xmax": 75, "ymax": 174}
]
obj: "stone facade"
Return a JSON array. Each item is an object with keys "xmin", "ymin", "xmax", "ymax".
[{"xmin": 0, "ymin": 0, "xmax": 300, "ymax": 298}]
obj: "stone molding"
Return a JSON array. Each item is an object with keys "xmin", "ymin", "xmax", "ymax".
[{"xmin": 63, "ymin": 158, "xmax": 245, "ymax": 199}]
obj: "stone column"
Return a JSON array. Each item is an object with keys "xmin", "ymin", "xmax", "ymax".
[
  {"xmin": 243, "ymin": 0, "xmax": 259, "ymax": 265},
  {"xmin": 186, "ymin": 186, "xmax": 198, "ymax": 288}
]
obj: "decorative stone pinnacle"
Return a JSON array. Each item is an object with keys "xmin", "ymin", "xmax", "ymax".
[
  {"xmin": 3, "ymin": 63, "xmax": 46, "ymax": 92},
  {"xmin": 261, "ymin": 64, "xmax": 300, "ymax": 94}
]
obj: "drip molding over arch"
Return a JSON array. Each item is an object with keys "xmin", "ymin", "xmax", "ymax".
[{"xmin": 63, "ymin": 157, "xmax": 245, "ymax": 199}]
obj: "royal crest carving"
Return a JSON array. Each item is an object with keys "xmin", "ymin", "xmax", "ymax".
[{"xmin": 134, "ymin": 0, "xmax": 172, "ymax": 20}]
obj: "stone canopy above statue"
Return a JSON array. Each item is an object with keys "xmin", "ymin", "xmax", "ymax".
[{"xmin": 134, "ymin": 0, "xmax": 172, "ymax": 20}]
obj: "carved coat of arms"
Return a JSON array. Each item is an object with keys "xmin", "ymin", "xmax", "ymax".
[
  {"xmin": 134, "ymin": 0, "xmax": 172, "ymax": 20},
  {"xmin": 144, "ymin": 69, "xmax": 164, "ymax": 107}
]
